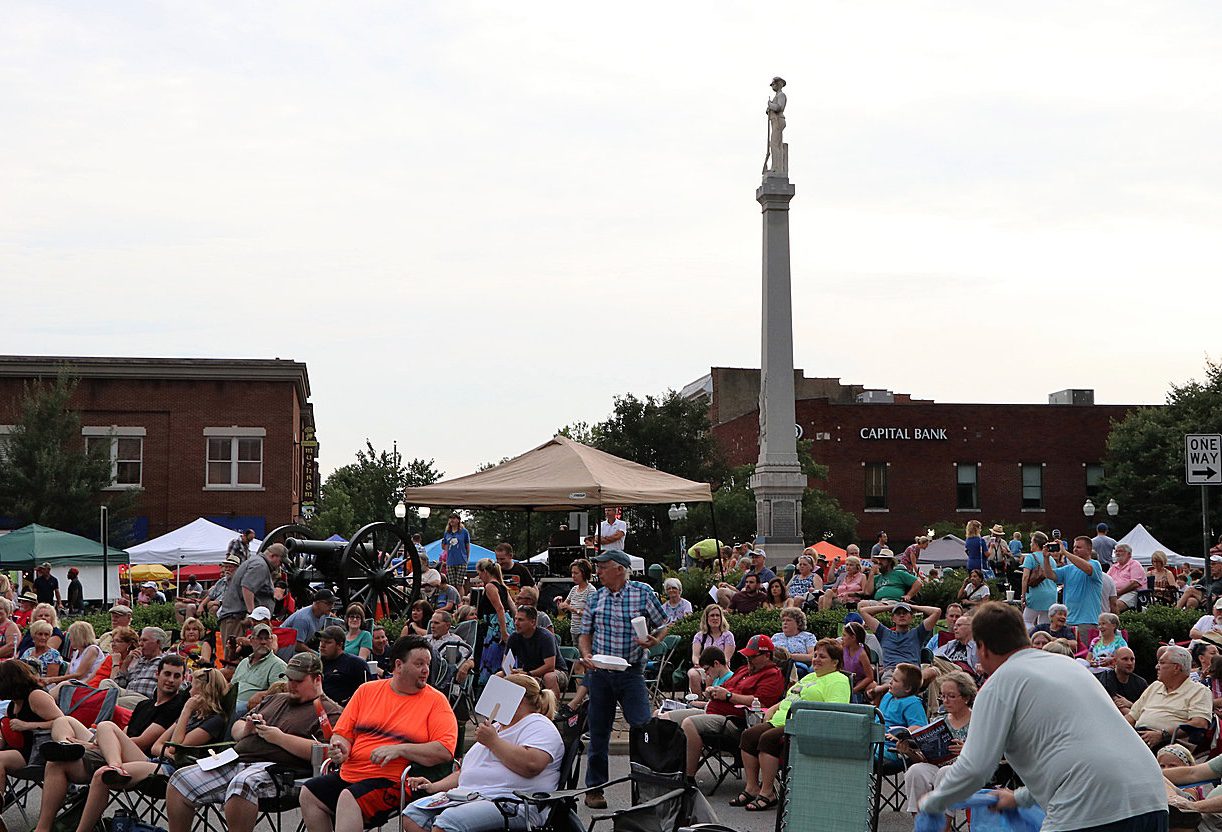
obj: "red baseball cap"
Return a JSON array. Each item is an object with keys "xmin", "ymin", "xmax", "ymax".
[{"xmin": 739, "ymin": 634, "xmax": 775, "ymax": 657}]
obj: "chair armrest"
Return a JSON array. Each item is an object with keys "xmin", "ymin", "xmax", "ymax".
[{"xmin": 512, "ymin": 774, "xmax": 633, "ymax": 807}]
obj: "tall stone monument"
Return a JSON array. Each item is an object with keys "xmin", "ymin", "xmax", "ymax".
[{"xmin": 749, "ymin": 76, "xmax": 806, "ymax": 564}]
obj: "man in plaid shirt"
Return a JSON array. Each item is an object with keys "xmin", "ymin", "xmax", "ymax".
[
  {"xmin": 577, "ymin": 550, "xmax": 669, "ymax": 808},
  {"xmin": 228, "ymin": 529, "xmax": 256, "ymax": 562}
]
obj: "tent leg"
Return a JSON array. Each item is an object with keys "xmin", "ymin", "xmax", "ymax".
[
  {"xmin": 710, "ymin": 496, "xmax": 724, "ymax": 581},
  {"xmin": 526, "ymin": 508, "xmax": 533, "ymax": 561}
]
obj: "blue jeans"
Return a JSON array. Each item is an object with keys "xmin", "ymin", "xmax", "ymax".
[{"xmin": 585, "ymin": 668, "xmax": 651, "ymax": 789}]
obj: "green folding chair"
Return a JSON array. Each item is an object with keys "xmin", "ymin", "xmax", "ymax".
[{"xmin": 781, "ymin": 701, "xmax": 886, "ymax": 832}]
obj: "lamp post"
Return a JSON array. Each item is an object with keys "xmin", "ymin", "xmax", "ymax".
[
  {"xmin": 668, "ymin": 503, "xmax": 688, "ymax": 566},
  {"xmin": 1084, "ymin": 497, "xmax": 1120, "ymax": 534}
]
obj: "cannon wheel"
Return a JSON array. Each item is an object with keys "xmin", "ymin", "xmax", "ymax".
[
  {"xmin": 260, "ymin": 524, "xmax": 317, "ymax": 609},
  {"xmin": 340, "ymin": 522, "xmax": 421, "ymax": 619}
]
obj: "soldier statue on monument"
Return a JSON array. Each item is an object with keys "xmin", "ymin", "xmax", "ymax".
[{"xmin": 763, "ymin": 76, "xmax": 787, "ymax": 176}]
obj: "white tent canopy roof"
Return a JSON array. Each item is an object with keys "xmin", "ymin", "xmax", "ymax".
[
  {"xmin": 128, "ymin": 518, "xmax": 262, "ymax": 566},
  {"xmin": 528, "ymin": 549, "xmax": 645, "ymax": 573},
  {"xmin": 1118, "ymin": 523, "xmax": 1201, "ymax": 568}
]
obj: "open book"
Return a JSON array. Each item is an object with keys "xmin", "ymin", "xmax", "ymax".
[{"xmin": 892, "ymin": 719, "xmax": 955, "ymax": 765}]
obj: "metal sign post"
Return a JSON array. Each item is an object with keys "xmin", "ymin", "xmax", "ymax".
[{"xmin": 1186, "ymin": 434, "xmax": 1221, "ymax": 556}]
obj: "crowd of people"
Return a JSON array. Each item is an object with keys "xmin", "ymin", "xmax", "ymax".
[{"xmin": 4, "ymin": 516, "xmax": 1222, "ymax": 832}]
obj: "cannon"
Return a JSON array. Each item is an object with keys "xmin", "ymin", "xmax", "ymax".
[{"xmin": 259, "ymin": 521, "xmax": 423, "ymax": 618}]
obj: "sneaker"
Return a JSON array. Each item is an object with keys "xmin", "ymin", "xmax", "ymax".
[
  {"xmin": 40, "ymin": 741, "xmax": 86, "ymax": 762},
  {"xmin": 584, "ymin": 791, "xmax": 608, "ymax": 809}
]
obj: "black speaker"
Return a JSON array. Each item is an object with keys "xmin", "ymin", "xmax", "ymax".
[{"xmin": 548, "ymin": 546, "xmax": 584, "ymax": 576}]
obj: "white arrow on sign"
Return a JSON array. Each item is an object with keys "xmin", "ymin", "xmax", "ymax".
[{"xmin": 1185, "ymin": 434, "xmax": 1222, "ymax": 486}]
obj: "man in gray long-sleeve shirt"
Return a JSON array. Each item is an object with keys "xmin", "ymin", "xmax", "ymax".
[{"xmin": 922, "ymin": 602, "xmax": 1167, "ymax": 832}]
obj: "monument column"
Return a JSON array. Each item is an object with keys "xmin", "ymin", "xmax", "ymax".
[{"xmin": 749, "ymin": 76, "xmax": 806, "ymax": 565}]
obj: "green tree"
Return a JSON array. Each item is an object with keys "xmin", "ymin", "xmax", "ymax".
[
  {"xmin": 1103, "ymin": 359, "xmax": 1222, "ymax": 555},
  {"xmin": 311, "ymin": 442, "xmax": 443, "ymax": 538},
  {"xmin": 0, "ymin": 371, "xmax": 136, "ymax": 540}
]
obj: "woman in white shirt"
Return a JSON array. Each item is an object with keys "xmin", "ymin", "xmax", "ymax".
[
  {"xmin": 403, "ymin": 673, "xmax": 565, "ymax": 832},
  {"xmin": 45, "ymin": 621, "xmax": 104, "ymax": 690}
]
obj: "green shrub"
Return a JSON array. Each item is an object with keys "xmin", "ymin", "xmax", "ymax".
[
  {"xmin": 1119, "ymin": 606, "xmax": 1199, "ymax": 678},
  {"xmin": 64, "ymin": 603, "xmax": 182, "ymax": 636},
  {"xmin": 913, "ymin": 569, "xmax": 1002, "ymax": 611}
]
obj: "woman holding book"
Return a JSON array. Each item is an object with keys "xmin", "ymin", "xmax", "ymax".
[{"xmin": 902, "ymin": 671, "xmax": 976, "ymax": 815}]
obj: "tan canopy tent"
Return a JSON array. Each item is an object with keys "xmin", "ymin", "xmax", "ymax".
[{"xmin": 402, "ymin": 435, "xmax": 713, "ymax": 510}]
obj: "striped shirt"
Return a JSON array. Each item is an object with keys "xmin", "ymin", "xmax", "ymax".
[{"xmin": 579, "ymin": 581, "xmax": 668, "ymax": 668}]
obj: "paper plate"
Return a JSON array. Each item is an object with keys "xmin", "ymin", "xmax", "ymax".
[{"xmin": 591, "ymin": 654, "xmax": 629, "ymax": 671}]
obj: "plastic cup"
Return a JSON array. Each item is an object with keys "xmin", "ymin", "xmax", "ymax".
[
  {"xmin": 631, "ymin": 616, "xmax": 648, "ymax": 640},
  {"xmin": 367, "ymin": 661, "xmax": 380, "ymax": 677}
]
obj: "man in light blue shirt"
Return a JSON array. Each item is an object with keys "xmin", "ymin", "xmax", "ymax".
[
  {"xmin": 281, "ymin": 588, "xmax": 338, "ymax": 653},
  {"xmin": 1045, "ymin": 536, "xmax": 1104, "ymax": 626}
]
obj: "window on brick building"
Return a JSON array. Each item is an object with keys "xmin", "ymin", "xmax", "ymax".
[
  {"xmin": 1021, "ymin": 463, "xmax": 1043, "ymax": 510},
  {"xmin": 207, "ymin": 435, "xmax": 264, "ymax": 488},
  {"xmin": 0, "ymin": 425, "xmax": 11, "ymax": 463},
  {"xmin": 956, "ymin": 463, "xmax": 979, "ymax": 510},
  {"xmin": 83, "ymin": 427, "xmax": 144, "ymax": 488},
  {"xmin": 1085, "ymin": 464, "xmax": 1104, "ymax": 499},
  {"xmin": 864, "ymin": 463, "xmax": 888, "ymax": 510}
]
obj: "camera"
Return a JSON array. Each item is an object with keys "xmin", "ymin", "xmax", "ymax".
[{"xmin": 1047, "ymin": 541, "xmax": 1061, "ymax": 553}]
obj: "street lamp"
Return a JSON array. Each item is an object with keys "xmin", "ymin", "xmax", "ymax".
[
  {"xmin": 394, "ymin": 500, "xmax": 407, "ymax": 521},
  {"xmin": 1106, "ymin": 498, "xmax": 1120, "ymax": 517}
]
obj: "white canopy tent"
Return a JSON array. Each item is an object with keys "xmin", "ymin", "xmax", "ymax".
[
  {"xmin": 128, "ymin": 518, "xmax": 262, "ymax": 566},
  {"xmin": 1118, "ymin": 523, "xmax": 1202, "ymax": 568}
]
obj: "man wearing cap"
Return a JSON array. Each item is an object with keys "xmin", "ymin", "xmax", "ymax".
[
  {"xmin": 1190, "ymin": 599, "xmax": 1222, "ymax": 641},
  {"xmin": 715, "ymin": 549, "xmax": 777, "ymax": 608},
  {"xmin": 14, "ymin": 591, "xmax": 37, "ymax": 628},
  {"xmin": 577, "ymin": 549, "xmax": 670, "ymax": 808},
  {"xmin": 33, "ymin": 562, "xmax": 61, "ymax": 608},
  {"xmin": 300, "ymin": 636, "xmax": 457, "ymax": 832},
  {"xmin": 228, "ymin": 528, "xmax": 256, "ymax": 563},
  {"xmin": 166, "ymin": 653, "xmax": 342, "ymax": 832},
  {"xmin": 668, "ymin": 635, "xmax": 786, "ymax": 777},
  {"xmin": 1092, "ymin": 522, "xmax": 1118, "ymax": 568},
  {"xmin": 204, "ymin": 555, "xmax": 241, "ymax": 618},
  {"xmin": 218, "ymin": 543, "xmax": 285, "ymax": 645},
  {"xmin": 231, "ymin": 622, "xmax": 289, "ymax": 717},
  {"xmin": 66, "ymin": 567, "xmax": 84, "ymax": 614},
  {"xmin": 138, "ymin": 580, "xmax": 167, "ymax": 604},
  {"xmin": 318, "ymin": 625, "xmax": 370, "ymax": 705},
  {"xmin": 865, "ymin": 549, "xmax": 923, "ymax": 603},
  {"xmin": 859, "ymin": 599, "xmax": 942, "ymax": 696},
  {"xmin": 97, "ymin": 604, "xmax": 134, "ymax": 653},
  {"xmin": 282, "ymin": 589, "xmax": 339, "ymax": 653}
]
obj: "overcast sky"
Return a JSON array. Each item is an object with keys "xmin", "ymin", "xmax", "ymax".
[{"xmin": 3, "ymin": 2, "xmax": 1219, "ymax": 480}]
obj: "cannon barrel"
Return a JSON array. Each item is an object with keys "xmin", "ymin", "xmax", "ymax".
[{"xmin": 285, "ymin": 538, "xmax": 378, "ymax": 557}]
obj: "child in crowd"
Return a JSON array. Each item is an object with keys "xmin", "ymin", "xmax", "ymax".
[{"xmin": 879, "ymin": 662, "xmax": 927, "ymax": 762}]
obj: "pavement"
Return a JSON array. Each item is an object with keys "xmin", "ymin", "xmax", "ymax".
[{"xmin": 0, "ymin": 750, "xmax": 917, "ymax": 832}]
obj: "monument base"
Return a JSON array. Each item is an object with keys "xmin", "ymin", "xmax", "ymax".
[{"xmin": 750, "ymin": 465, "xmax": 806, "ymax": 567}]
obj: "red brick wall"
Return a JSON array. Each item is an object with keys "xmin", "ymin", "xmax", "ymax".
[
  {"xmin": 0, "ymin": 376, "xmax": 304, "ymax": 539},
  {"xmin": 713, "ymin": 399, "xmax": 1148, "ymax": 541}
]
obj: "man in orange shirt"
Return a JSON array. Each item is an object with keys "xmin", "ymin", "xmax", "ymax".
[{"xmin": 300, "ymin": 635, "xmax": 458, "ymax": 832}]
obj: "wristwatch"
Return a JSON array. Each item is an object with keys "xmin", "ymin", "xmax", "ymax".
[{"xmin": 725, "ymin": 690, "xmax": 733, "ymax": 702}]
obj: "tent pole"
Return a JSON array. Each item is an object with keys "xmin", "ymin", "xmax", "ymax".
[
  {"xmin": 709, "ymin": 492, "xmax": 725, "ymax": 581},
  {"xmin": 526, "ymin": 507, "xmax": 533, "ymax": 561}
]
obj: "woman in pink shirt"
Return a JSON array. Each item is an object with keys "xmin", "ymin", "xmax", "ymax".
[{"xmin": 820, "ymin": 556, "xmax": 867, "ymax": 610}]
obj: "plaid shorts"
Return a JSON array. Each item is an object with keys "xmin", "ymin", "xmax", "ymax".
[
  {"xmin": 168, "ymin": 760, "xmax": 289, "ymax": 805},
  {"xmin": 446, "ymin": 563, "xmax": 467, "ymax": 591}
]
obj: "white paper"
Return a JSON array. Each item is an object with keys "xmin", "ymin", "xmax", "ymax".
[
  {"xmin": 197, "ymin": 747, "xmax": 239, "ymax": 771},
  {"xmin": 501, "ymin": 649, "xmax": 516, "ymax": 677},
  {"xmin": 708, "ymin": 586, "xmax": 720, "ymax": 603},
  {"xmin": 474, "ymin": 674, "xmax": 526, "ymax": 723}
]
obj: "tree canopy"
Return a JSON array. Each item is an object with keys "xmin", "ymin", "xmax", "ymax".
[
  {"xmin": 311, "ymin": 441, "xmax": 442, "ymax": 539},
  {"xmin": 1103, "ymin": 359, "xmax": 1222, "ymax": 556},
  {"xmin": 0, "ymin": 372, "xmax": 136, "ymax": 541}
]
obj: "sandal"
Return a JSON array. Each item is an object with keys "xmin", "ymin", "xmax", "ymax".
[
  {"xmin": 745, "ymin": 794, "xmax": 779, "ymax": 812},
  {"xmin": 729, "ymin": 791, "xmax": 757, "ymax": 807},
  {"xmin": 101, "ymin": 766, "xmax": 132, "ymax": 787}
]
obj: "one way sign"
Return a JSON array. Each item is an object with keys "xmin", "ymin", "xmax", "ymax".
[{"xmin": 1186, "ymin": 434, "xmax": 1222, "ymax": 485}]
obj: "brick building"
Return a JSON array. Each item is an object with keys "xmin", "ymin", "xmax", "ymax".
[
  {"xmin": 683, "ymin": 367, "xmax": 1150, "ymax": 543},
  {"xmin": 0, "ymin": 356, "xmax": 316, "ymax": 542}
]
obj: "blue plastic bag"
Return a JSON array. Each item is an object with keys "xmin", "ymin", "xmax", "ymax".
[{"xmin": 916, "ymin": 790, "xmax": 1045, "ymax": 832}]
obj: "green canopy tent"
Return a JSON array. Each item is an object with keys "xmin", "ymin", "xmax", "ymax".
[{"xmin": 0, "ymin": 523, "xmax": 129, "ymax": 568}]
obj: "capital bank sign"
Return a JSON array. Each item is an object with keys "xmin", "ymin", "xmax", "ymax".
[{"xmin": 859, "ymin": 427, "xmax": 949, "ymax": 440}]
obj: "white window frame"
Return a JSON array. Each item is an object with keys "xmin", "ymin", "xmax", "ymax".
[
  {"xmin": 204, "ymin": 427, "xmax": 266, "ymax": 490},
  {"xmin": 0, "ymin": 425, "xmax": 12, "ymax": 463},
  {"xmin": 82, "ymin": 426, "xmax": 145, "ymax": 490}
]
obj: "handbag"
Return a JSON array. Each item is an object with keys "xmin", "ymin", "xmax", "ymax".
[{"xmin": 108, "ymin": 811, "xmax": 167, "ymax": 832}]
